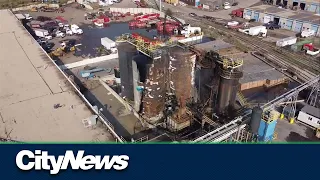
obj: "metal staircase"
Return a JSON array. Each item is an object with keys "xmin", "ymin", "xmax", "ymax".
[{"xmin": 236, "ymin": 91, "xmax": 248, "ymax": 107}]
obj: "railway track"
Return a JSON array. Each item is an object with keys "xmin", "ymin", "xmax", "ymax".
[{"xmin": 186, "ymin": 16, "xmax": 319, "ymax": 82}]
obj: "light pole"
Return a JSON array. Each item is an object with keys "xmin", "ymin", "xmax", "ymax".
[{"xmin": 159, "ymin": 0, "xmax": 162, "ymax": 12}]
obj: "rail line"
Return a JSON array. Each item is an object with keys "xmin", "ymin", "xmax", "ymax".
[{"xmin": 188, "ymin": 17, "xmax": 319, "ymax": 82}]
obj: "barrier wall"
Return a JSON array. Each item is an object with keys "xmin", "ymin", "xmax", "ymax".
[
  {"xmin": 11, "ymin": 3, "xmax": 60, "ymax": 12},
  {"xmin": 60, "ymin": 53, "xmax": 118, "ymax": 70}
]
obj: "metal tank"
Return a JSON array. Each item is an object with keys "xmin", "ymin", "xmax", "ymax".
[
  {"xmin": 216, "ymin": 66, "xmax": 243, "ymax": 114},
  {"xmin": 117, "ymin": 42, "xmax": 137, "ymax": 101},
  {"xmin": 250, "ymin": 106, "xmax": 263, "ymax": 134},
  {"xmin": 141, "ymin": 52, "xmax": 167, "ymax": 120},
  {"xmin": 167, "ymin": 46, "xmax": 196, "ymax": 118}
]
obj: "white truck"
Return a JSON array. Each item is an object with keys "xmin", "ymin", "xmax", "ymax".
[
  {"xmin": 301, "ymin": 29, "xmax": 315, "ymax": 38},
  {"xmin": 276, "ymin": 36, "xmax": 297, "ymax": 47},
  {"xmin": 71, "ymin": 24, "xmax": 83, "ymax": 35},
  {"xmin": 34, "ymin": 29, "xmax": 52, "ymax": 40},
  {"xmin": 239, "ymin": 26, "xmax": 267, "ymax": 37},
  {"xmin": 181, "ymin": 24, "xmax": 202, "ymax": 37},
  {"xmin": 101, "ymin": 37, "xmax": 117, "ymax": 53}
]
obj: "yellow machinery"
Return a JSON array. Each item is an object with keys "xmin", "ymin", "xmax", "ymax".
[
  {"xmin": 49, "ymin": 44, "xmax": 77, "ymax": 57},
  {"xmin": 50, "ymin": 47, "xmax": 65, "ymax": 57}
]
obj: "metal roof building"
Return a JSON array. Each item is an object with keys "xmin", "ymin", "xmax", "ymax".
[
  {"xmin": 0, "ymin": 9, "xmax": 113, "ymax": 142},
  {"xmin": 244, "ymin": 5, "xmax": 320, "ymax": 36}
]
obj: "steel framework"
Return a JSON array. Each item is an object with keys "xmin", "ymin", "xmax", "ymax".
[{"xmin": 192, "ymin": 75, "xmax": 320, "ymax": 142}]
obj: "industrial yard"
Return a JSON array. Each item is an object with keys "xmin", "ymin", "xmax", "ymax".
[{"xmin": 1, "ymin": 0, "xmax": 319, "ymax": 142}]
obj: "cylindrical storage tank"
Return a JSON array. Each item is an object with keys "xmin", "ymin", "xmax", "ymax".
[
  {"xmin": 217, "ymin": 67, "xmax": 243, "ymax": 114},
  {"xmin": 168, "ymin": 46, "xmax": 196, "ymax": 109},
  {"xmin": 117, "ymin": 42, "xmax": 137, "ymax": 101},
  {"xmin": 250, "ymin": 106, "xmax": 263, "ymax": 134}
]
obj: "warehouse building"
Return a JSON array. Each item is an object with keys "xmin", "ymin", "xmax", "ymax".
[
  {"xmin": 244, "ymin": 5, "xmax": 320, "ymax": 36},
  {"xmin": 271, "ymin": 0, "xmax": 320, "ymax": 13}
]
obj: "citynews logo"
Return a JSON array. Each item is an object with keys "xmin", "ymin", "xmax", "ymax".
[{"xmin": 16, "ymin": 150, "xmax": 129, "ymax": 175}]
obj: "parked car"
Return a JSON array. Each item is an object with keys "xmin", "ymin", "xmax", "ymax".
[
  {"xmin": 55, "ymin": 30, "xmax": 66, "ymax": 38},
  {"xmin": 37, "ymin": 16, "xmax": 52, "ymax": 22},
  {"xmin": 189, "ymin": 13, "xmax": 197, "ymax": 17},
  {"xmin": 65, "ymin": 28, "xmax": 73, "ymax": 36},
  {"xmin": 223, "ymin": 2, "xmax": 231, "ymax": 9},
  {"xmin": 232, "ymin": 2, "xmax": 238, "ymax": 6},
  {"xmin": 24, "ymin": 14, "xmax": 33, "ymax": 20},
  {"xmin": 202, "ymin": 15, "xmax": 215, "ymax": 21},
  {"xmin": 264, "ymin": 22, "xmax": 281, "ymax": 30}
]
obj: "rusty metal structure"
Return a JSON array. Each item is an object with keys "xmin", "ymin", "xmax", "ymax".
[
  {"xmin": 141, "ymin": 51, "xmax": 167, "ymax": 121},
  {"xmin": 165, "ymin": 46, "xmax": 197, "ymax": 131},
  {"xmin": 116, "ymin": 32, "xmax": 247, "ymax": 140}
]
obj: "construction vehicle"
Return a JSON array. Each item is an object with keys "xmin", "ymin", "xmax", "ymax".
[{"xmin": 50, "ymin": 47, "xmax": 66, "ymax": 57}]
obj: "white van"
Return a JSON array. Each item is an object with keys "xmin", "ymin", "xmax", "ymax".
[{"xmin": 301, "ymin": 29, "xmax": 315, "ymax": 38}]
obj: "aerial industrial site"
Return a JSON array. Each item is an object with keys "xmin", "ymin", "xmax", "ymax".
[{"xmin": 0, "ymin": 0, "xmax": 319, "ymax": 142}]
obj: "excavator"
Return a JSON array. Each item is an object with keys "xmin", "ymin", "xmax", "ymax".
[{"xmin": 49, "ymin": 45, "xmax": 77, "ymax": 57}]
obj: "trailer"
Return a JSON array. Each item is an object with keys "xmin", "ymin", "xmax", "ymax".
[
  {"xmin": 276, "ymin": 37, "xmax": 297, "ymax": 47},
  {"xmin": 101, "ymin": 37, "xmax": 117, "ymax": 53},
  {"xmin": 239, "ymin": 26, "xmax": 267, "ymax": 37}
]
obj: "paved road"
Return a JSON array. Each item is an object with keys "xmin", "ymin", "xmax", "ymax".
[{"xmin": 112, "ymin": 0, "xmax": 261, "ymax": 20}]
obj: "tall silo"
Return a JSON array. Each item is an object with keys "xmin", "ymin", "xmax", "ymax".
[
  {"xmin": 216, "ymin": 58, "xmax": 243, "ymax": 114},
  {"xmin": 141, "ymin": 51, "xmax": 167, "ymax": 120},
  {"xmin": 117, "ymin": 42, "xmax": 137, "ymax": 101}
]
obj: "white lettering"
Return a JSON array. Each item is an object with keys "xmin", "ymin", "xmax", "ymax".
[
  {"xmin": 16, "ymin": 150, "xmax": 35, "ymax": 170},
  {"xmin": 113, "ymin": 155, "xmax": 129, "ymax": 170},
  {"xmin": 15, "ymin": 150, "xmax": 129, "ymax": 174}
]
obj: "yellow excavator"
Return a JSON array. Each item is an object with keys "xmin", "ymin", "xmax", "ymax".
[
  {"xmin": 49, "ymin": 47, "xmax": 66, "ymax": 57},
  {"xmin": 49, "ymin": 45, "xmax": 77, "ymax": 57}
]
